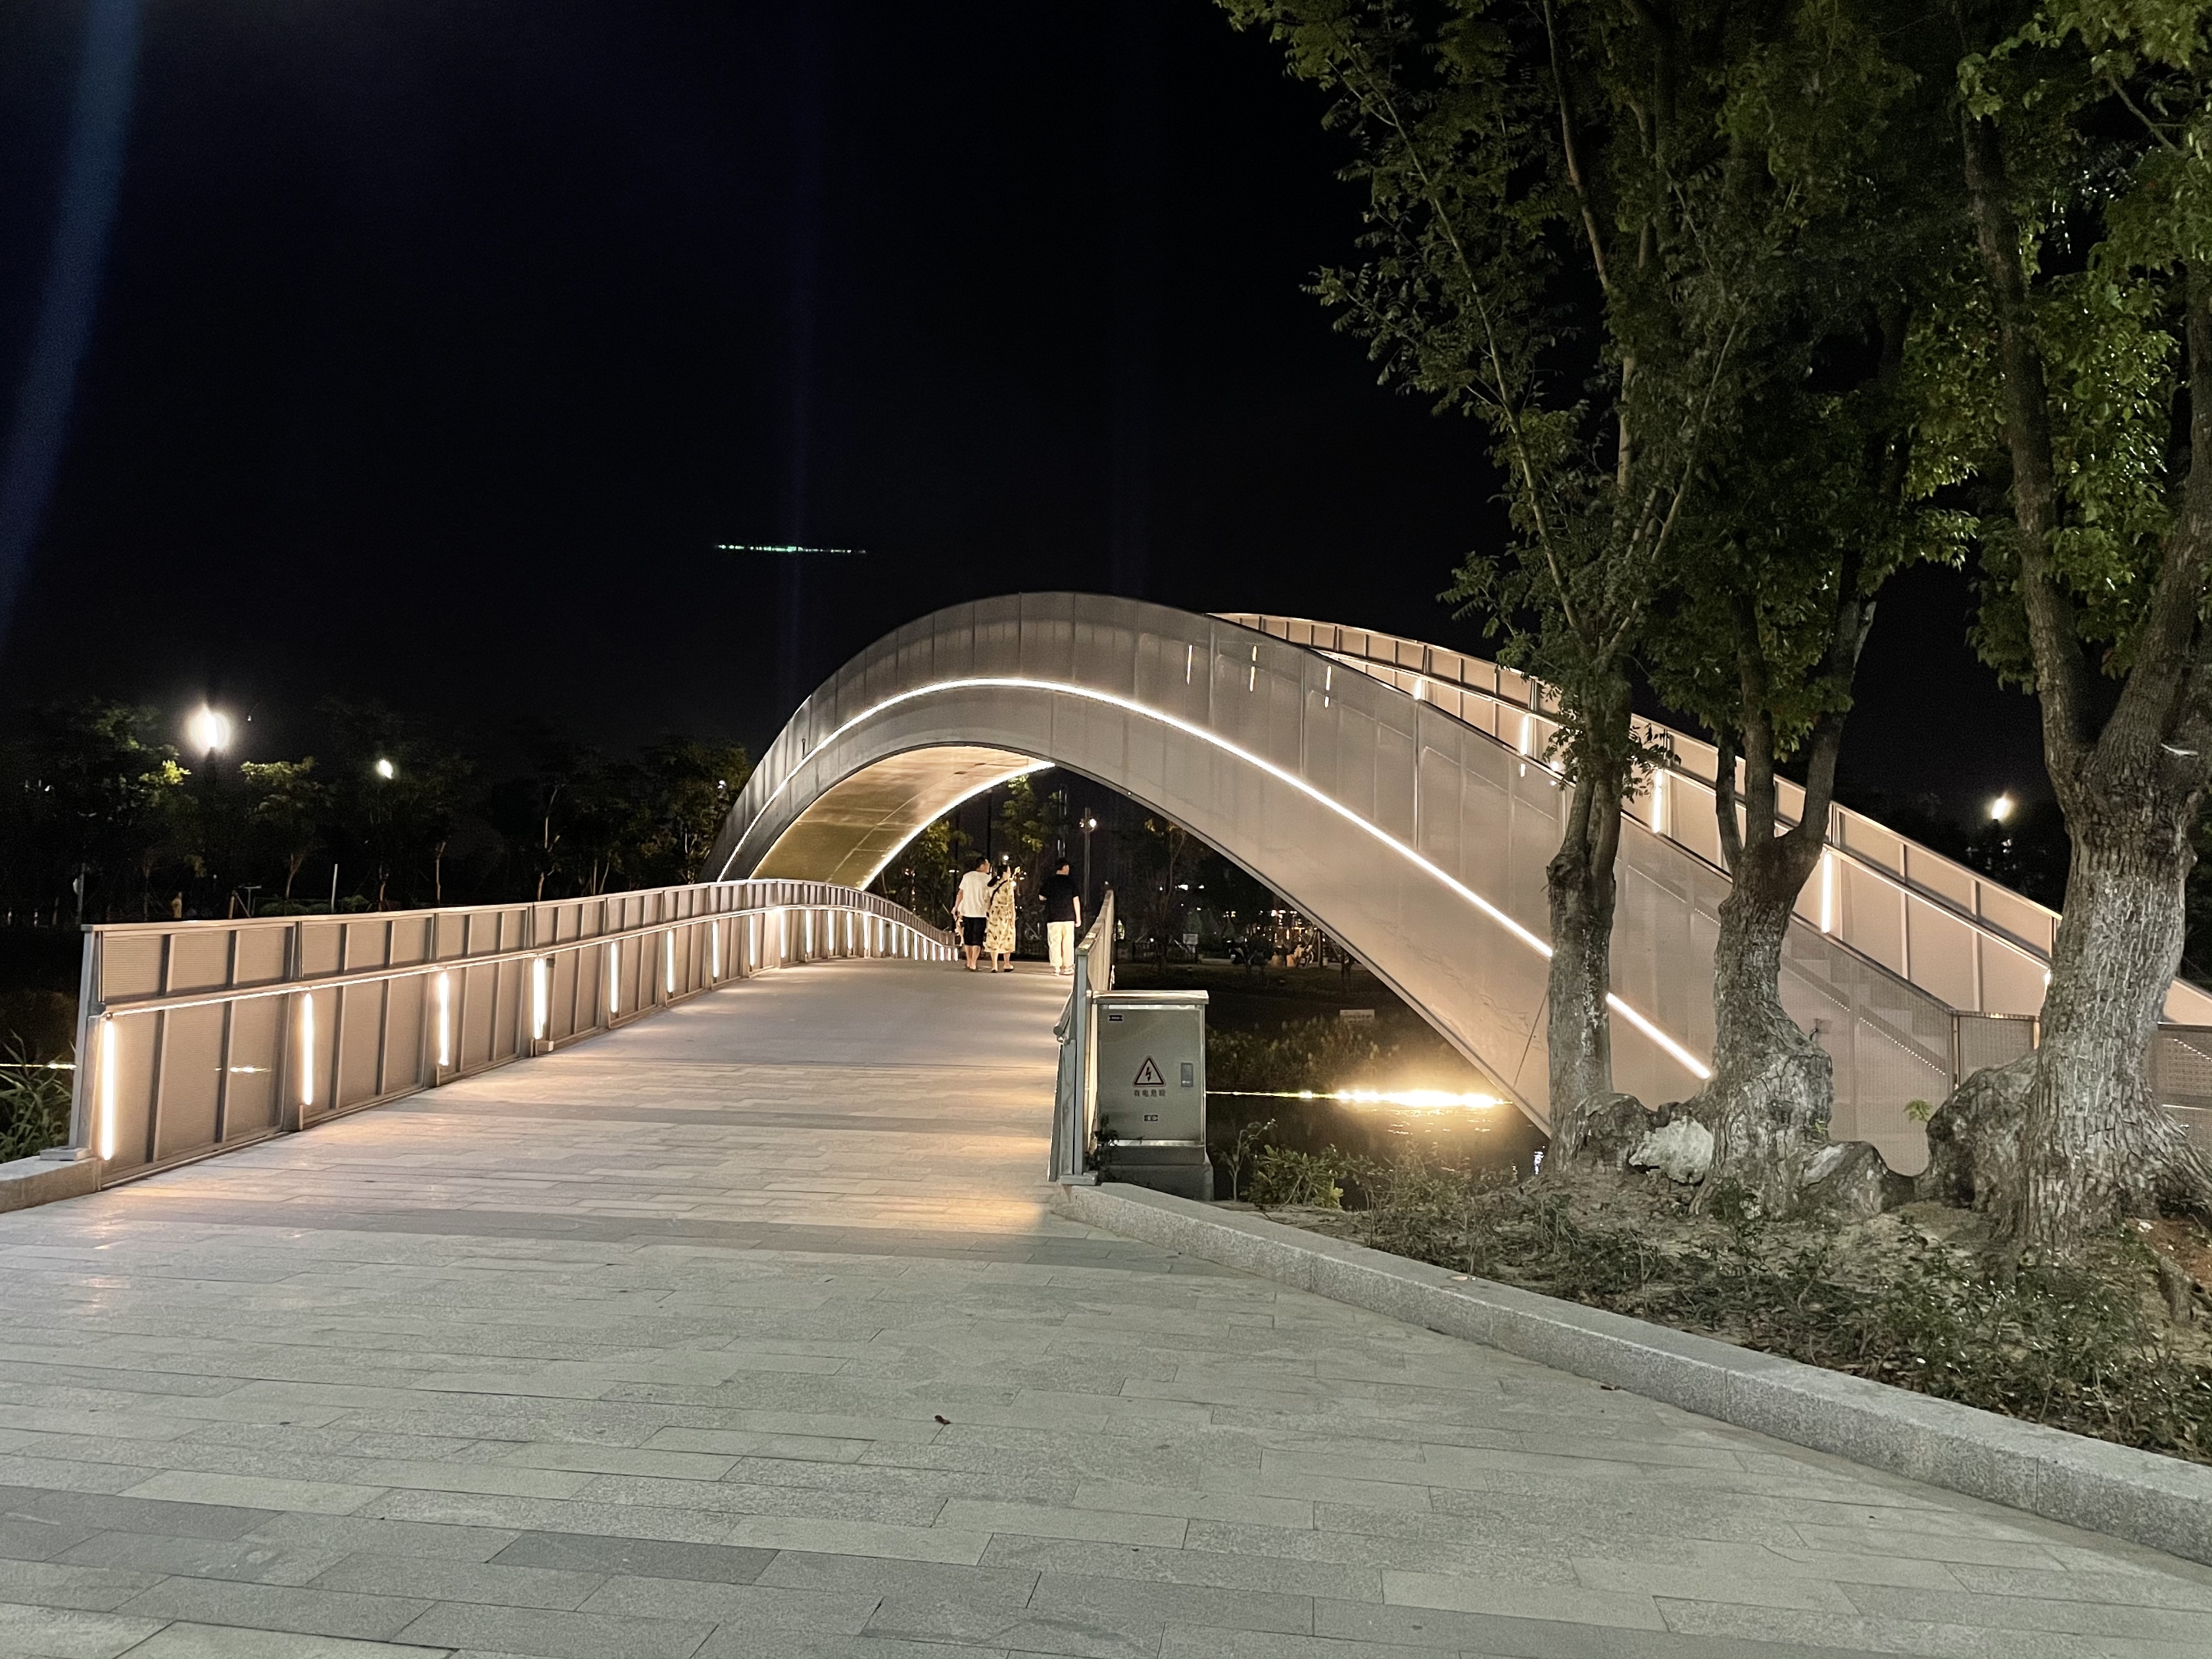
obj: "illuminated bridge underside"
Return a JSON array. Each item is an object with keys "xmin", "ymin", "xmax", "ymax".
[{"xmin": 750, "ymin": 745, "xmax": 1041, "ymax": 889}]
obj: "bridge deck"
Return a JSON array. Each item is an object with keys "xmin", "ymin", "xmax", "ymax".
[{"xmin": 0, "ymin": 963, "xmax": 2201, "ymax": 1658}]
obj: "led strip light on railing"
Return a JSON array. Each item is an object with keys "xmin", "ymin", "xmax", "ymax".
[
  {"xmin": 89, "ymin": 889, "xmax": 952, "ymax": 1163},
  {"xmin": 737, "ymin": 674, "xmax": 1711, "ymax": 1081},
  {"xmin": 1327, "ymin": 644, "xmax": 2061, "ymax": 983}
]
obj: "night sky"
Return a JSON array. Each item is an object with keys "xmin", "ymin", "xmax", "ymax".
[{"xmin": 0, "ymin": 0, "xmax": 2042, "ymax": 824}]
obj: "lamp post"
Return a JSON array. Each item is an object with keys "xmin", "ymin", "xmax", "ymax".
[{"xmin": 1081, "ymin": 815, "xmax": 1098, "ymax": 915}]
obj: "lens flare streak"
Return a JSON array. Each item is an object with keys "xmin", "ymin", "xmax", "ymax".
[{"xmin": 1209, "ymin": 1088, "xmax": 1502, "ymax": 1114}]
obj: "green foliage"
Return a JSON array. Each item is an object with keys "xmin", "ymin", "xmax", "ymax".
[
  {"xmin": 0, "ymin": 1039, "xmax": 71, "ymax": 1163},
  {"xmin": 1220, "ymin": 1117, "xmax": 1277, "ymax": 1203},
  {"xmin": 879, "ymin": 818, "xmax": 974, "ymax": 920},
  {"xmin": 1244, "ymin": 1145, "xmax": 1347, "ymax": 1209},
  {"xmin": 632, "ymin": 739, "xmax": 753, "ymax": 886},
  {"xmin": 239, "ymin": 760, "xmax": 331, "ymax": 900},
  {"xmin": 1221, "ymin": 0, "xmax": 1713, "ymax": 798},
  {"xmin": 1207, "ymin": 1017, "xmax": 1382, "ymax": 1094},
  {"xmin": 1936, "ymin": 0, "xmax": 2212, "ymax": 687},
  {"xmin": 1639, "ymin": 0, "xmax": 1968, "ymax": 773},
  {"xmin": 0, "ymin": 700, "xmax": 184, "ymax": 922},
  {"xmin": 1121, "ymin": 814, "xmax": 1194, "ymax": 962}
]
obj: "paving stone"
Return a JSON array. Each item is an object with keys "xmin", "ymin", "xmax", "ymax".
[
  {"xmin": 0, "ymin": 964, "xmax": 2198, "ymax": 1659},
  {"xmin": 116, "ymin": 1624, "xmax": 453, "ymax": 1658},
  {"xmin": 578, "ymin": 1569, "xmax": 879, "ymax": 1630},
  {"xmin": 396, "ymin": 1598, "xmax": 719, "ymax": 1657},
  {"xmin": 310, "ymin": 1550, "xmax": 605, "ymax": 1610},
  {"xmin": 488, "ymin": 1528, "xmax": 777, "ymax": 1584},
  {"xmin": 58, "ymin": 1528, "xmax": 346, "ymax": 1585},
  {"xmin": 111, "ymin": 1577, "xmax": 434, "ymax": 1641},
  {"xmin": 0, "ymin": 1600, "xmax": 164, "ymax": 1659}
]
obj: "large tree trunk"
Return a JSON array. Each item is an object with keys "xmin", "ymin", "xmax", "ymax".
[
  {"xmin": 1684, "ymin": 591, "xmax": 1869, "ymax": 1210},
  {"xmin": 1694, "ymin": 837, "xmax": 1833, "ymax": 1210},
  {"xmin": 1545, "ymin": 760, "xmax": 1625, "ymax": 1126},
  {"xmin": 1545, "ymin": 680, "xmax": 1633, "ymax": 1147},
  {"xmin": 2013, "ymin": 796, "xmax": 2212, "ymax": 1241}
]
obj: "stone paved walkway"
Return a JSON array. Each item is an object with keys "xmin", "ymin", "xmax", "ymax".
[{"xmin": 0, "ymin": 960, "xmax": 2206, "ymax": 1659}]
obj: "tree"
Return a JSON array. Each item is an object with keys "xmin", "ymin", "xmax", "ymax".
[
  {"xmin": 240, "ymin": 760, "xmax": 331, "ymax": 902},
  {"xmin": 1918, "ymin": 0, "xmax": 2212, "ymax": 1244},
  {"xmin": 879, "ymin": 818, "xmax": 974, "ymax": 922},
  {"xmin": 1221, "ymin": 0, "xmax": 1745, "ymax": 1129},
  {"xmin": 317, "ymin": 700, "xmax": 471, "ymax": 909},
  {"xmin": 1635, "ymin": 0, "xmax": 1967, "ymax": 1205},
  {"xmin": 0, "ymin": 702, "xmax": 183, "ymax": 922},
  {"xmin": 633, "ymin": 739, "xmax": 752, "ymax": 887},
  {"xmin": 1121, "ymin": 813, "xmax": 1194, "ymax": 964},
  {"xmin": 995, "ymin": 775, "xmax": 1065, "ymax": 945}
]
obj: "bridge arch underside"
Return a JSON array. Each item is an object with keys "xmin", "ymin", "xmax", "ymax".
[{"xmin": 721, "ymin": 685, "xmax": 1700, "ymax": 1133}]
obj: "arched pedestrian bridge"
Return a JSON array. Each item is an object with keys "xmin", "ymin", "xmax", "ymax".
[{"xmin": 711, "ymin": 593, "xmax": 2212, "ymax": 1172}]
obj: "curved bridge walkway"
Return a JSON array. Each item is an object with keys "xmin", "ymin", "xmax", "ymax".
[{"xmin": 0, "ymin": 964, "xmax": 2200, "ymax": 1659}]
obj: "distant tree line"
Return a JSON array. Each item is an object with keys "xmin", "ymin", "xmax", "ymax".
[{"xmin": 0, "ymin": 699, "xmax": 750, "ymax": 924}]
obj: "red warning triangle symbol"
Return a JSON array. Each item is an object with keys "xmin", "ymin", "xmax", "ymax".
[{"xmin": 1132, "ymin": 1056, "xmax": 1166, "ymax": 1088}]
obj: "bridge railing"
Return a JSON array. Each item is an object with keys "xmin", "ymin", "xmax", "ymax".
[
  {"xmin": 64, "ymin": 882, "xmax": 955, "ymax": 1184},
  {"xmin": 1049, "ymin": 886, "xmax": 1115, "ymax": 1183}
]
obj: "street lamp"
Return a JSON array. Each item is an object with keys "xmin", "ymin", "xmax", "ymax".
[
  {"xmin": 1081, "ymin": 814, "xmax": 1099, "ymax": 913},
  {"xmin": 1990, "ymin": 793, "xmax": 2014, "ymax": 824},
  {"xmin": 374, "ymin": 757, "xmax": 396, "ymax": 780},
  {"xmin": 186, "ymin": 707, "xmax": 230, "ymax": 757}
]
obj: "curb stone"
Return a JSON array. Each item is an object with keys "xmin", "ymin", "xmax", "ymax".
[{"xmin": 1048, "ymin": 1178, "xmax": 2212, "ymax": 1567}]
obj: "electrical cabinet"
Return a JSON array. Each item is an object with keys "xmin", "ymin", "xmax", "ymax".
[{"xmin": 1091, "ymin": 990, "xmax": 1210, "ymax": 1199}]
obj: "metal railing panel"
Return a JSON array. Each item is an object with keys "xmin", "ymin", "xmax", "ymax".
[
  {"xmin": 68, "ymin": 880, "xmax": 954, "ymax": 1183},
  {"xmin": 1049, "ymin": 886, "xmax": 1115, "ymax": 1183}
]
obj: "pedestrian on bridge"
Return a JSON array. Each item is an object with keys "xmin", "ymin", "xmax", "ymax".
[
  {"xmin": 985, "ymin": 864, "xmax": 1019, "ymax": 972},
  {"xmin": 955, "ymin": 856, "xmax": 993, "ymax": 971},
  {"xmin": 1041, "ymin": 858, "xmax": 1081, "ymax": 976}
]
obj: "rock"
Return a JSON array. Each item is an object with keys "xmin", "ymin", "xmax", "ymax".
[
  {"xmin": 1552, "ymin": 1091, "xmax": 1654, "ymax": 1171},
  {"xmin": 1629, "ymin": 1117, "xmax": 1714, "ymax": 1184},
  {"xmin": 1916, "ymin": 1054, "xmax": 2035, "ymax": 1211},
  {"xmin": 1798, "ymin": 1141, "xmax": 1909, "ymax": 1220}
]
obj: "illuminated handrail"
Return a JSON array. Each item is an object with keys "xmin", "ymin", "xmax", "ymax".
[
  {"xmin": 1221, "ymin": 611, "xmax": 2212, "ymax": 1028},
  {"xmin": 1049, "ymin": 884, "xmax": 1116, "ymax": 1183}
]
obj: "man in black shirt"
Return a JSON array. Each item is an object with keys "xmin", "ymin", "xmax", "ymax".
[{"xmin": 1040, "ymin": 859, "xmax": 1082, "ymax": 977}]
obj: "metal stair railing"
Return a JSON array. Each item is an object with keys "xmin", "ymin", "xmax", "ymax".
[{"xmin": 1049, "ymin": 885, "xmax": 1115, "ymax": 1184}]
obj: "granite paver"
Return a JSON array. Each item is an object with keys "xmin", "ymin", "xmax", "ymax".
[{"xmin": 0, "ymin": 958, "xmax": 2205, "ymax": 1657}]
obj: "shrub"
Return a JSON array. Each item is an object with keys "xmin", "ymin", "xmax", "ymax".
[
  {"xmin": 1258, "ymin": 1147, "xmax": 2212, "ymax": 1463},
  {"xmin": 1244, "ymin": 1145, "xmax": 1346, "ymax": 1209},
  {"xmin": 1207, "ymin": 1018, "xmax": 1381, "ymax": 1094},
  {"xmin": 0, "ymin": 1038, "xmax": 72, "ymax": 1162}
]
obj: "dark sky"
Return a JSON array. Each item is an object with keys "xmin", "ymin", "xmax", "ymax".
[{"xmin": 0, "ymin": 0, "xmax": 2042, "ymax": 823}]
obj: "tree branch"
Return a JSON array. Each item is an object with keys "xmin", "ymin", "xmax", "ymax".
[
  {"xmin": 1959, "ymin": 111, "xmax": 2095, "ymax": 777},
  {"xmin": 1713, "ymin": 727, "xmax": 1743, "ymax": 873}
]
